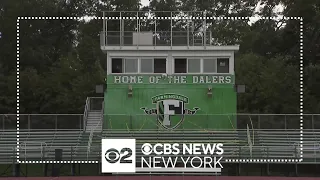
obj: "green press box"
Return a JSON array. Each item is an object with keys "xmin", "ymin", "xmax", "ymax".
[{"xmin": 104, "ymin": 74, "xmax": 237, "ymax": 130}]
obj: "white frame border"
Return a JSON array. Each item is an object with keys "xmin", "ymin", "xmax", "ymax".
[{"xmin": 16, "ymin": 16, "xmax": 303, "ymax": 164}]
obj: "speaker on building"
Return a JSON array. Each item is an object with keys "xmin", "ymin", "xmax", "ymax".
[{"xmin": 96, "ymin": 84, "xmax": 106, "ymax": 94}]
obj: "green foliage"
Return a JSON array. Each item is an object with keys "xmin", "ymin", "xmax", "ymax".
[{"xmin": 0, "ymin": 0, "xmax": 319, "ymax": 114}]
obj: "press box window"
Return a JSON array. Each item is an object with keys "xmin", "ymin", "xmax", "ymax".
[
  {"xmin": 188, "ymin": 59, "xmax": 201, "ymax": 73},
  {"xmin": 111, "ymin": 58, "xmax": 138, "ymax": 73},
  {"xmin": 124, "ymin": 59, "xmax": 138, "ymax": 73},
  {"xmin": 174, "ymin": 58, "xmax": 187, "ymax": 73},
  {"xmin": 217, "ymin": 58, "xmax": 229, "ymax": 73},
  {"xmin": 154, "ymin": 58, "xmax": 166, "ymax": 73},
  {"xmin": 140, "ymin": 59, "xmax": 153, "ymax": 73},
  {"xmin": 203, "ymin": 58, "xmax": 216, "ymax": 73},
  {"xmin": 140, "ymin": 58, "xmax": 166, "ymax": 73},
  {"xmin": 111, "ymin": 58, "xmax": 123, "ymax": 73}
]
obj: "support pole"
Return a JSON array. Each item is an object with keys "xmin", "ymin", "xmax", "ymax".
[
  {"xmin": 204, "ymin": 10, "xmax": 207, "ymax": 47},
  {"xmin": 154, "ymin": 19, "xmax": 157, "ymax": 46},
  {"xmin": 170, "ymin": 12, "xmax": 173, "ymax": 47},
  {"xmin": 119, "ymin": 12, "xmax": 122, "ymax": 46},
  {"xmin": 102, "ymin": 11, "xmax": 106, "ymax": 46}
]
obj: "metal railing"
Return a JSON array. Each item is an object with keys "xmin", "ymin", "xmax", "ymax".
[
  {"xmin": 87, "ymin": 101, "xmax": 104, "ymax": 158},
  {"xmin": 1, "ymin": 114, "xmax": 320, "ymax": 130},
  {"xmin": 0, "ymin": 114, "xmax": 84, "ymax": 130},
  {"xmin": 20, "ymin": 141, "xmax": 47, "ymax": 161},
  {"xmin": 104, "ymin": 114, "xmax": 320, "ymax": 130},
  {"xmin": 100, "ymin": 31, "xmax": 212, "ymax": 47},
  {"xmin": 83, "ymin": 97, "xmax": 90, "ymax": 131},
  {"xmin": 2, "ymin": 144, "xmax": 316, "ymax": 163}
]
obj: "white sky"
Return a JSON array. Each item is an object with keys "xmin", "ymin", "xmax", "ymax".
[{"xmin": 141, "ymin": 0, "xmax": 150, "ymax": 6}]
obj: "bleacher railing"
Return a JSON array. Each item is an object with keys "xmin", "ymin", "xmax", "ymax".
[
  {"xmin": 1, "ymin": 114, "xmax": 320, "ymax": 130},
  {"xmin": 103, "ymin": 114, "xmax": 320, "ymax": 130},
  {"xmin": 10, "ymin": 144, "xmax": 320, "ymax": 163},
  {"xmin": 0, "ymin": 129, "xmax": 319, "ymax": 163},
  {"xmin": 87, "ymin": 101, "xmax": 104, "ymax": 158},
  {"xmin": 100, "ymin": 31, "xmax": 212, "ymax": 47},
  {"xmin": 83, "ymin": 97, "xmax": 90, "ymax": 131}
]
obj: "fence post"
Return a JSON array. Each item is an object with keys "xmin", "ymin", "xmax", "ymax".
[
  {"xmin": 285, "ymin": 115, "xmax": 287, "ymax": 129},
  {"xmin": 312, "ymin": 115, "xmax": 314, "ymax": 129},
  {"xmin": 55, "ymin": 115, "xmax": 58, "ymax": 130},
  {"xmin": 2, "ymin": 115, "xmax": 4, "ymax": 130},
  {"xmin": 28, "ymin": 115, "xmax": 31, "ymax": 130}
]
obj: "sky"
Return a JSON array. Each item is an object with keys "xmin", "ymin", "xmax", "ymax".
[{"xmin": 141, "ymin": 0, "xmax": 150, "ymax": 6}]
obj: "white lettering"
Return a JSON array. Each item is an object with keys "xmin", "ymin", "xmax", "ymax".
[
  {"xmin": 122, "ymin": 76, "xmax": 129, "ymax": 83},
  {"xmin": 114, "ymin": 76, "xmax": 121, "ymax": 83},
  {"xmin": 180, "ymin": 156, "xmax": 190, "ymax": 168},
  {"xmin": 192, "ymin": 76, "xmax": 198, "ymax": 83},
  {"xmin": 129, "ymin": 76, "xmax": 136, "ymax": 83},
  {"xmin": 172, "ymin": 143, "xmax": 180, "ymax": 155},
  {"xmin": 183, "ymin": 144, "xmax": 192, "ymax": 155},
  {"xmin": 218, "ymin": 76, "xmax": 224, "ymax": 83},
  {"xmin": 141, "ymin": 157, "xmax": 151, "ymax": 168},
  {"xmin": 213, "ymin": 156, "xmax": 223, "ymax": 168},
  {"xmin": 225, "ymin": 76, "xmax": 231, "ymax": 83},
  {"xmin": 181, "ymin": 76, "xmax": 187, "ymax": 83},
  {"xmin": 137, "ymin": 76, "xmax": 143, "ymax": 83},
  {"xmin": 163, "ymin": 157, "xmax": 178, "ymax": 168},
  {"xmin": 202, "ymin": 144, "xmax": 216, "ymax": 155},
  {"xmin": 216, "ymin": 143, "xmax": 224, "ymax": 155},
  {"xmin": 203, "ymin": 157, "xmax": 213, "ymax": 168},
  {"xmin": 199, "ymin": 76, "xmax": 205, "ymax": 83},
  {"xmin": 149, "ymin": 76, "xmax": 155, "ymax": 83},
  {"xmin": 212, "ymin": 76, "xmax": 218, "ymax": 83},
  {"xmin": 163, "ymin": 144, "xmax": 172, "ymax": 155},
  {"xmin": 192, "ymin": 144, "xmax": 201, "ymax": 155},
  {"xmin": 153, "ymin": 157, "xmax": 161, "ymax": 168},
  {"xmin": 112, "ymin": 75, "xmax": 232, "ymax": 84},
  {"xmin": 190, "ymin": 157, "xmax": 202, "ymax": 168},
  {"xmin": 154, "ymin": 144, "xmax": 163, "ymax": 155},
  {"xmin": 173, "ymin": 76, "xmax": 180, "ymax": 83},
  {"xmin": 155, "ymin": 76, "xmax": 161, "ymax": 83}
]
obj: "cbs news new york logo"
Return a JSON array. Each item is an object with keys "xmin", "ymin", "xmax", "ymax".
[{"xmin": 101, "ymin": 139, "xmax": 223, "ymax": 173}]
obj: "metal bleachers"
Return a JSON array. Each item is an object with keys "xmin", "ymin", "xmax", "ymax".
[
  {"xmin": 0, "ymin": 130, "xmax": 83, "ymax": 163},
  {"xmin": 83, "ymin": 129, "xmax": 320, "ymax": 164},
  {"xmin": 0, "ymin": 129, "xmax": 320, "ymax": 164}
]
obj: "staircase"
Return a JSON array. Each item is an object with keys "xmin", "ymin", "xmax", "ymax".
[{"xmin": 85, "ymin": 110, "xmax": 103, "ymax": 133}]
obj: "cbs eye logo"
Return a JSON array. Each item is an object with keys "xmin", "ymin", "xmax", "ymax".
[
  {"xmin": 104, "ymin": 148, "xmax": 132, "ymax": 164},
  {"xmin": 141, "ymin": 143, "xmax": 153, "ymax": 155}
]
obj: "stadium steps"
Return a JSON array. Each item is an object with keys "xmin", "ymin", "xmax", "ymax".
[{"xmin": 85, "ymin": 111, "xmax": 102, "ymax": 133}]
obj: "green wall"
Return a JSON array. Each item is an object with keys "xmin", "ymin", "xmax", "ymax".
[{"xmin": 104, "ymin": 74, "xmax": 237, "ymax": 131}]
